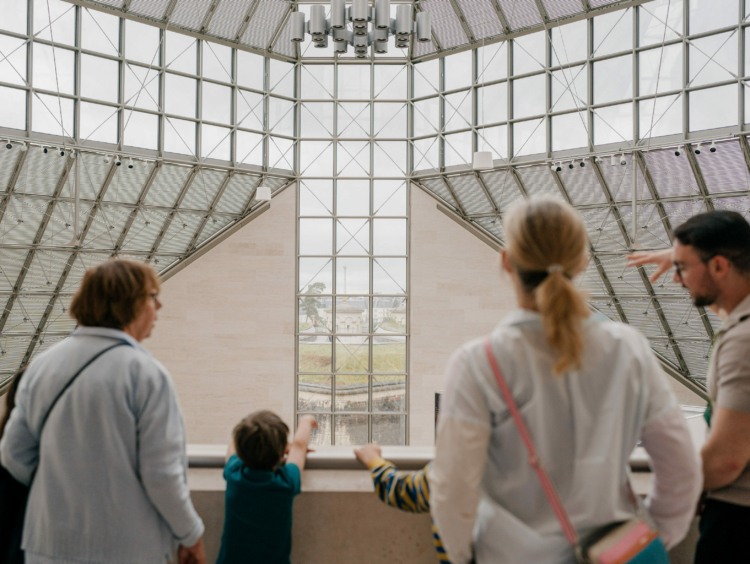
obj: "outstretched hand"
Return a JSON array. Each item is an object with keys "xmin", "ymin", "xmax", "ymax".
[
  {"xmin": 178, "ymin": 538, "xmax": 206, "ymax": 564},
  {"xmin": 626, "ymin": 249, "xmax": 673, "ymax": 283},
  {"xmin": 354, "ymin": 444, "xmax": 382, "ymax": 467}
]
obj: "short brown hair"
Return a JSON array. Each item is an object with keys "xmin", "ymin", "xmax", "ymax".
[
  {"xmin": 233, "ymin": 411, "xmax": 289, "ymax": 471},
  {"xmin": 69, "ymin": 260, "xmax": 160, "ymax": 330}
]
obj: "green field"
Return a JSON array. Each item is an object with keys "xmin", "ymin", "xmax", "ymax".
[{"xmin": 298, "ymin": 343, "xmax": 406, "ymax": 373}]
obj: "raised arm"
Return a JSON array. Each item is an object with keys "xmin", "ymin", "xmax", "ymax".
[
  {"xmin": 287, "ymin": 415, "xmax": 318, "ymax": 471},
  {"xmin": 355, "ymin": 444, "xmax": 430, "ymax": 513},
  {"xmin": 626, "ymin": 249, "xmax": 673, "ymax": 282}
]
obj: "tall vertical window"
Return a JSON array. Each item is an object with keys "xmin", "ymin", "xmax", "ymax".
[{"xmin": 297, "ymin": 62, "xmax": 409, "ymax": 445}]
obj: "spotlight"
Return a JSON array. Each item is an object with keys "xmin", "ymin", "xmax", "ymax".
[
  {"xmin": 115, "ymin": 156, "xmax": 122, "ymax": 166},
  {"xmin": 58, "ymin": 147, "xmax": 65, "ymax": 157},
  {"xmin": 20, "ymin": 143, "xmax": 27, "ymax": 152},
  {"xmin": 579, "ymin": 159, "xmax": 585, "ymax": 167},
  {"xmin": 674, "ymin": 148, "xmax": 682, "ymax": 157},
  {"xmin": 127, "ymin": 157, "xmax": 134, "ymax": 169},
  {"xmin": 555, "ymin": 162, "xmax": 562, "ymax": 172},
  {"xmin": 694, "ymin": 143, "xmax": 701, "ymax": 155},
  {"xmin": 710, "ymin": 140, "xmax": 717, "ymax": 153},
  {"xmin": 5, "ymin": 140, "xmax": 12, "ymax": 150},
  {"xmin": 550, "ymin": 163, "xmax": 556, "ymax": 172},
  {"xmin": 41, "ymin": 146, "xmax": 48, "ymax": 154},
  {"xmin": 610, "ymin": 154, "xmax": 617, "ymax": 166},
  {"xmin": 568, "ymin": 161, "xmax": 575, "ymax": 169},
  {"xmin": 620, "ymin": 154, "xmax": 627, "ymax": 166},
  {"xmin": 594, "ymin": 156, "xmax": 602, "ymax": 164},
  {"xmin": 103, "ymin": 154, "xmax": 110, "ymax": 163},
  {"xmin": 142, "ymin": 159, "xmax": 148, "ymax": 168}
]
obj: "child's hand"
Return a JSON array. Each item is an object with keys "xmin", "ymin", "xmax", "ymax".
[
  {"xmin": 354, "ymin": 444, "xmax": 382, "ymax": 467},
  {"xmin": 299, "ymin": 415, "xmax": 319, "ymax": 429}
]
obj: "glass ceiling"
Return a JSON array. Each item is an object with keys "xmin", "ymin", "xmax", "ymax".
[{"xmin": 1, "ymin": 0, "xmax": 749, "ymax": 394}]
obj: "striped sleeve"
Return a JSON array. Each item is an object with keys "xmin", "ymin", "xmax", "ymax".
[{"xmin": 367, "ymin": 457, "xmax": 430, "ymax": 513}]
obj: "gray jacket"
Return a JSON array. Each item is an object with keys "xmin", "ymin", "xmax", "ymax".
[{"xmin": 0, "ymin": 327, "xmax": 204, "ymax": 564}]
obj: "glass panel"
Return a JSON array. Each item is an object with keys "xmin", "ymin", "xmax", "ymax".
[
  {"xmin": 32, "ymin": 93, "xmax": 73, "ymax": 137},
  {"xmin": 337, "ymin": 180, "xmax": 370, "ymax": 216},
  {"xmin": 445, "ymin": 131, "xmax": 472, "ymax": 167},
  {"xmin": 270, "ymin": 58, "xmax": 295, "ymax": 97},
  {"xmin": 300, "ymin": 294, "xmax": 333, "ymax": 332},
  {"xmin": 336, "ymin": 219, "xmax": 370, "ymax": 255},
  {"xmin": 594, "ymin": 8, "xmax": 633, "ymax": 57},
  {"xmin": 80, "ymin": 102, "xmax": 118, "ymax": 144},
  {"xmin": 203, "ymin": 41, "xmax": 232, "ymax": 82},
  {"xmin": 373, "ymin": 257, "xmax": 406, "ymax": 293},
  {"xmin": 445, "ymin": 51, "xmax": 473, "ymax": 91},
  {"xmin": 236, "ymin": 130, "xmax": 263, "ymax": 166},
  {"xmin": 551, "ymin": 20, "xmax": 587, "ymax": 66},
  {"xmin": 124, "ymin": 65, "xmax": 160, "ymax": 111},
  {"xmin": 336, "ymin": 257, "xmax": 369, "ymax": 293},
  {"xmin": 689, "ymin": 84, "xmax": 737, "ymax": 131},
  {"xmin": 302, "ymin": 64, "xmax": 334, "ymax": 99},
  {"xmin": 166, "ymin": 74, "xmax": 197, "ymax": 118},
  {"xmin": 81, "ymin": 54, "xmax": 119, "ymax": 103},
  {"xmin": 298, "ymin": 375, "xmax": 332, "ymax": 412},
  {"xmin": 373, "ymin": 375, "xmax": 405, "ymax": 411},
  {"xmin": 201, "ymin": 124, "xmax": 231, "ymax": 160},
  {"xmin": 34, "ymin": 0, "xmax": 75, "ymax": 45},
  {"xmin": 164, "ymin": 117, "xmax": 196, "ymax": 155},
  {"xmin": 300, "ymin": 140, "xmax": 333, "ymax": 176},
  {"xmin": 237, "ymin": 50, "xmax": 265, "ymax": 90},
  {"xmin": 334, "ymin": 414, "xmax": 368, "ymax": 445},
  {"xmin": 335, "ymin": 336, "xmax": 369, "ymax": 373},
  {"xmin": 299, "ymin": 257, "xmax": 333, "ymax": 294},
  {"xmin": 372, "ymin": 296, "xmax": 406, "ymax": 332},
  {"xmin": 477, "ymin": 41, "xmax": 507, "ymax": 83},
  {"xmin": 552, "ymin": 112, "xmax": 589, "ymax": 151},
  {"xmin": 2, "ymin": 0, "xmax": 27, "ymax": 34},
  {"xmin": 444, "ymin": 91, "xmax": 472, "ymax": 131},
  {"xmin": 0, "ymin": 86, "xmax": 26, "ymax": 131},
  {"xmin": 298, "ymin": 336, "xmax": 332, "ymax": 372},
  {"xmin": 165, "ymin": 31, "xmax": 197, "ymax": 75},
  {"xmin": 125, "ymin": 20, "xmax": 161, "ymax": 65},
  {"xmin": 689, "ymin": 0, "xmax": 738, "ymax": 35},
  {"xmin": 336, "ymin": 375, "xmax": 368, "ymax": 412},
  {"xmin": 202, "ymin": 82, "xmax": 231, "ymax": 125},
  {"xmin": 689, "ymin": 32, "xmax": 738, "ymax": 88},
  {"xmin": 414, "ymin": 59, "xmax": 440, "ymax": 98},
  {"xmin": 0, "ymin": 34, "xmax": 27, "ymax": 86},
  {"xmin": 268, "ymin": 96, "xmax": 295, "ymax": 136},
  {"xmin": 334, "ymin": 297, "xmax": 368, "ymax": 333},
  {"xmin": 513, "ymin": 32, "xmax": 545, "ymax": 75},
  {"xmin": 300, "ymin": 180, "xmax": 333, "ymax": 216},
  {"xmin": 82, "ymin": 9, "xmax": 120, "ymax": 57},
  {"xmin": 374, "ymin": 64, "xmax": 407, "ymax": 100},
  {"xmin": 268, "ymin": 136, "xmax": 295, "ymax": 171},
  {"xmin": 513, "ymin": 118, "xmax": 545, "ymax": 156},
  {"xmin": 478, "ymin": 125, "xmax": 508, "ymax": 160},
  {"xmin": 639, "ymin": 44, "xmax": 682, "ymax": 96},
  {"xmin": 594, "ymin": 55, "xmax": 633, "ymax": 104},
  {"xmin": 640, "ymin": 94, "xmax": 682, "ymax": 139},
  {"xmin": 338, "ymin": 102, "xmax": 370, "ymax": 138},
  {"xmin": 33, "ymin": 44, "xmax": 75, "ymax": 94},
  {"xmin": 639, "ymin": 0, "xmax": 683, "ymax": 47},
  {"xmin": 299, "ymin": 218, "xmax": 333, "ymax": 255},
  {"xmin": 374, "ymin": 141, "xmax": 407, "ymax": 176},
  {"xmin": 301, "ymin": 102, "xmax": 334, "ymax": 137},
  {"xmin": 373, "ymin": 180, "xmax": 406, "ymax": 216},
  {"xmin": 123, "ymin": 111, "xmax": 159, "ymax": 150},
  {"xmin": 373, "ymin": 219, "xmax": 406, "ymax": 255},
  {"xmin": 594, "ymin": 103, "xmax": 633, "ymax": 144},
  {"xmin": 373, "ymin": 103, "xmax": 407, "ymax": 138},
  {"xmin": 372, "ymin": 414, "xmax": 406, "ymax": 445},
  {"xmin": 413, "ymin": 97, "xmax": 440, "ymax": 136},
  {"xmin": 477, "ymin": 83, "xmax": 507, "ymax": 125},
  {"xmin": 337, "ymin": 141, "xmax": 370, "ymax": 177},
  {"xmin": 551, "ymin": 65, "xmax": 587, "ymax": 112},
  {"xmin": 413, "ymin": 137, "xmax": 439, "ymax": 171},
  {"xmin": 373, "ymin": 336, "xmax": 406, "ymax": 373},
  {"xmin": 513, "ymin": 74, "xmax": 546, "ymax": 119},
  {"xmin": 303, "ymin": 414, "xmax": 332, "ymax": 446},
  {"xmin": 338, "ymin": 65, "xmax": 371, "ymax": 99},
  {"xmin": 237, "ymin": 89, "xmax": 264, "ymax": 131}
]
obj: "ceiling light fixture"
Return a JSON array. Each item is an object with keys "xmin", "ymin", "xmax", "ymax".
[
  {"xmin": 694, "ymin": 143, "xmax": 702, "ymax": 155},
  {"xmin": 291, "ymin": 0, "xmax": 430, "ymax": 57},
  {"xmin": 710, "ymin": 140, "xmax": 717, "ymax": 153},
  {"xmin": 5, "ymin": 140, "xmax": 12, "ymax": 150},
  {"xmin": 256, "ymin": 185, "xmax": 272, "ymax": 202},
  {"xmin": 127, "ymin": 157, "xmax": 134, "ymax": 169}
]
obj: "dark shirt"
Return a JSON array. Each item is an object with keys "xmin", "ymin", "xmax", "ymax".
[{"xmin": 216, "ymin": 455, "xmax": 301, "ymax": 564}]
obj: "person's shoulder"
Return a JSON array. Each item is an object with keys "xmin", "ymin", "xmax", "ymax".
[
  {"xmin": 275, "ymin": 463, "xmax": 302, "ymax": 491},
  {"xmin": 223, "ymin": 454, "xmax": 245, "ymax": 480}
]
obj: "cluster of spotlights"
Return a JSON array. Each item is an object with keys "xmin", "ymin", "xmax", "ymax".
[
  {"xmin": 103, "ymin": 154, "xmax": 149, "ymax": 169},
  {"xmin": 550, "ymin": 159, "xmax": 587, "ymax": 172},
  {"xmin": 39, "ymin": 146, "xmax": 70, "ymax": 157},
  {"xmin": 675, "ymin": 140, "xmax": 717, "ymax": 156}
]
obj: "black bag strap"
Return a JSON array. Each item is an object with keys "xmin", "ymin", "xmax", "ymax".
[{"xmin": 37, "ymin": 340, "xmax": 132, "ymax": 434}]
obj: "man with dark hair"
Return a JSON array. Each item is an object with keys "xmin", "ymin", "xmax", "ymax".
[{"xmin": 628, "ymin": 210, "xmax": 750, "ymax": 563}]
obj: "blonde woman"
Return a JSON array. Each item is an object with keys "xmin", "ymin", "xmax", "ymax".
[{"xmin": 430, "ymin": 198, "xmax": 702, "ymax": 564}]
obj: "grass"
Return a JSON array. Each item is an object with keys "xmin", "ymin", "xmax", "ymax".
[{"xmin": 298, "ymin": 343, "xmax": 406, "ymax": 373}]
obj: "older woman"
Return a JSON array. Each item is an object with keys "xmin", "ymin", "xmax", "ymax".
[{"xmin": 0, "ymin": 260, "xmax": 205, "ymax": 564}]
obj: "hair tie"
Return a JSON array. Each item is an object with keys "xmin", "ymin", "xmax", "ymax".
[{"xmin": 547, "ymin": 264, "xmax": 564, "ymax": 274}]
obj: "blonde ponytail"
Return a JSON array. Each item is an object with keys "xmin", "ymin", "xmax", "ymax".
[{"xmin": 503, "ymin": 198, "xmax": 590, "ymax": 375}]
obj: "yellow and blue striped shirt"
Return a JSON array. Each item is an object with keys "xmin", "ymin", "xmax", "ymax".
[{"xmin": 366, "ymin": 457, "xmax": 450, "ymax": 563}]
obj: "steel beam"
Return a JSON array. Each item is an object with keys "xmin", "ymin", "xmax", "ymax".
[
  {"xmin": 111, "ymin": 161, "xmax": 163, "ymax": 256},
  {"xmin": 532, "ymin": 0, "xmax": 551, "ymax": 24},
  {"xmin": 0, "ymin": 156, "xmax": 75, "ymax": 336},
  {"xmin": 446, "ymin": 0, "xmax": 477, "ymax": 43},
  {"xmin": 199, "ymin": 0, "xmax": 223, "ymax": 33},
  {"xmin": 146, "ymin": 166, "xmax": 199, "ymax": 261},
  {"xmin": 684, "ymin": 143, "xmax": 715, "ymax": 211},
  {"xmin": 234, "ymin": 0, "xmax": 262, "ymax": 42},
  {"xmin": 269, "ymin": 3, "xmax": 293, "ymax": 52},
  {"xmin": 737, "ymin": 136, "xmax": 750, "ymax": 180},
  {"xmin": 163, "ymin": 0, "xmax": 179, "ymax": 22},
  {"xmin": 487, "ymin": 0, "xmax": 512, "ymax": 33},
  {"xmin": 474, "ymin": 171, "xmax": 500, "ymax": 216},
  {"xmin": 0, "ymin": 149, "xmax": 29, "ymax": 227},
  {"xmin": 185, "ymin": 170, "xmax": 234, "ymax": 252},
  {"xmin": 440, "ymin": 176, "xmax": 467, "ymax": 217}
]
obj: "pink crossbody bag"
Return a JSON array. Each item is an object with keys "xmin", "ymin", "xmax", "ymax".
[{"xmin": 483, "ymin": 338, "xmax": 669, "ymax": 564}]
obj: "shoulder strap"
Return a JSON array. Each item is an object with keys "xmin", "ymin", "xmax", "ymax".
[
  {"xmin": 483, "ymin": 337, "xmax": 579, "ymax": 546},
  {"xmin": 37, "ymin": 341, "xmax": 131, "ymax": 433}
]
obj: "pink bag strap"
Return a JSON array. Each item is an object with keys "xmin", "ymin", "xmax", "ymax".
[{"xmin": 483, "ymin": 337, "xmax": 579, "ymax": 546}]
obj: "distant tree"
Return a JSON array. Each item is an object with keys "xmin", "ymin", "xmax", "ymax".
[{"xmin": 301, "ymin": 282, "xmax": 326, "ymax": 325}]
